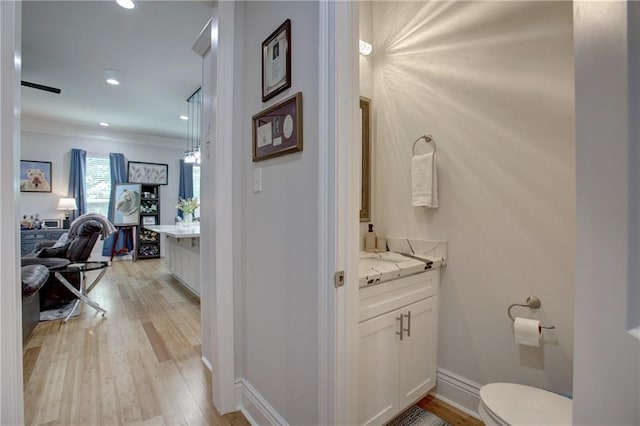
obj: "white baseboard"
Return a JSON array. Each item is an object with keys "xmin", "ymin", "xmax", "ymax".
[
  {"xmin": 235, "ymin": 379, "xmax": 288, "ymax": 426},
  {"xmin": 201, "ymin": 356, "xmax": 212, "ymax": 372},
  {"xmin": 433, "ymin": 368, "xmax": 482, "ymax": 419}
]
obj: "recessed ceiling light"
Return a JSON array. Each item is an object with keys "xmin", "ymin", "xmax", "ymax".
[
  {"xmin": 100, "ymin": 122, "xmax": 109, "ymax": 127},
  {"xmin": 116, "ymin": 0, "xmax": 135, "ymax": 10},
  {"xmin": 104, "ymin": 69, "xmax": 122, "ymax": 86},
  {"xmin": 179, "ymin": 115, "xmax": 189, "ymax": 121}
]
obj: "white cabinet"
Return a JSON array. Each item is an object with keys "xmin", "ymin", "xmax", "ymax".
[
  {"xmin": 165, "ymin": 235, "xmax": 200, "ymax": 296},
  {"xmin": 358, "ymin": 270, "xmax": 439, "ymax": 425},
  {"xmin": 398, "ymin": 297, "xmax": 437, "ymax": 407},
  {"xmin": 359, "ymin": 308, "xmax": 401, "ymax": 425}
]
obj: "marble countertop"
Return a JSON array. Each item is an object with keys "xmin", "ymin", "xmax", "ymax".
[
  {"xmin": 359, "ymin": 251, "xmax": 437, "ymax": 288},
  {"xmin": 144, "ymin": 224, "xmax": 200, "ymax": 238},
  {"xmin": 359, "ymin": 238, "xmax": 447, "ymax": 288}
]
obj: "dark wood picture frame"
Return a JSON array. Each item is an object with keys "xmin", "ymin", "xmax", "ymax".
[
  {"xmin": 262, "ymin": 19, "xmax": 291, "ymax": 102},
  {"xmin": 19, "ymin": 160, "xmax": 52, "ymax": 193},
  {"xmin": 360, "ymin": 97, "xmax": 371, "ymax": 222},
  {"xmin": 252, "ymin": 92, "xmax": 303, "ymax": 162},
  {"xmin": 127, "ymin": 161, "xmax": 169, "ymax": 185}
]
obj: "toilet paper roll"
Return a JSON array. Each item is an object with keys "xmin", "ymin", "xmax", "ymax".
[{"xmin": 514, "ymin": 317, "xmax": 542, "ymax": 347}]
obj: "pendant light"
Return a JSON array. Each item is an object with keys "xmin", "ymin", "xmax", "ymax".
[{"xmin": 184, "ymin": 88, "xmax": 201, "ymax": 164}]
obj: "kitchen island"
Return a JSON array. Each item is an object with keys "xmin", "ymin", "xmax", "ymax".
[{"xmin": 144, "ymin": 224, "xmax": 200, "ymax": 296}]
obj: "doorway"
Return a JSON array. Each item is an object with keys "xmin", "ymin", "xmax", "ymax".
[{"xmin": 0, "ymin": 2, "xmax": 230, "ymax": 423}]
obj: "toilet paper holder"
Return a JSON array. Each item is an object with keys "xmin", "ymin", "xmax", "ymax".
[{"xmin": 507, "ymin": 296, "xmax": 556, "ymax": 329}]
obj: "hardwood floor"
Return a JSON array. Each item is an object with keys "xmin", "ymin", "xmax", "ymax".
[
  {"xmin": 23, "ymin": 259, "xmax": 249, "ymax": 426},
  {"xmin": 416, "ymin": 394, "xmax": 484, "ymax": 426}
]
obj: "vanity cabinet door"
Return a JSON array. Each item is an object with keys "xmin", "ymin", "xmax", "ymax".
[
  {"xmin": 398, "ymin": 296, "xmax": 438, "ymax": 409},
  {"xmin": 358, "ymin": 308, "xmax": 401, "ymax": 425}
]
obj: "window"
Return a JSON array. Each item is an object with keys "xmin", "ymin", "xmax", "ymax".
[
  {"xmin": 193, "ymin": 165, "xmax": 201, "ymax": 218},
  {"xmin": 85, "ymin": 156, "xmax": 111, "ymax": 216}
]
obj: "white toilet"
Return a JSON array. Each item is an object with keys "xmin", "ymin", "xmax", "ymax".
[{"xmin": 478, "ymin": 383, "xmax": 572, "ymax": 426}]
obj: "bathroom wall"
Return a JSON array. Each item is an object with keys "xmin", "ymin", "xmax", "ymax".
[
  {"xmin": 234, "ymin": 2, "xmax": 321, "ymax": 424},
  {"xmin": 360, "ymin": 1, "xmax": 373, "ymax": 99},
  {"xmin": 371, "ymin": 0, "xmax": 575, "ymax": 409},
  {"xmin": 360, "ymin": 1, "xmax": 374, "ymax": 239}
]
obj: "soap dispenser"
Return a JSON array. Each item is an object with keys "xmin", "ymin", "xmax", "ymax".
[{"xmin": 365, "ymin": 224, "xmax": 376, "ymax": 252}]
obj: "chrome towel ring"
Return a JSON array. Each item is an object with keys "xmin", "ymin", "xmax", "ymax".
[{"xmin": 412, "ymin": 134, "xmax": 436, "ymax": 155}]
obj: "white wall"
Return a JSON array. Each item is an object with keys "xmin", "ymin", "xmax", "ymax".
[
  {"xmin": 359, "ymin": 1, "xmax": 374, "ymax": 240},
  {"xmin": 573, "ymin": 2, "xmax": 640, "ymax": 424},
  {"xmin": 20, "ymin": 118, "xmax": 183, "ymax": 226},
  {"xmin": 371, "ymin": 0, "xmax": 575, "ymax": 404},
  {"xmin": 360, "ymin": 1, "xmax": 373, "ymax": 99},
  {"xmin": 234, "ymin": 2, "xmax": 320, "ymax": 424}
]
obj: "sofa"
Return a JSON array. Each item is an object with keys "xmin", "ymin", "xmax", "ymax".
[
  {"xmin": 21, "ymin": 219, "xmax": 104, "ymax": 310},
  {"xmin": 21, "ymin": 264, "xmax": 49, "ymax": 342}
]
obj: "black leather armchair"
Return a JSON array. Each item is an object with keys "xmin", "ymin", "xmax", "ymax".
[
  {"xmin": 22, "ymin": 220, "xmax": 104, "ymax": 310},
  {"xmin": 22, "ymin": 264, "xmax": 49, "ymax": 342}
]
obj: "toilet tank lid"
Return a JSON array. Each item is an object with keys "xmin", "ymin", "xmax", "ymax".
[{"xmin": 480, "ymin": 383, "xmax": 572, "ymax": 426}]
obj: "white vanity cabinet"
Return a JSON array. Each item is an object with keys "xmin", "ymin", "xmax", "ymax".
[{"xmin": 358, "ymin": 269, "xmax": 439, "ymax": 425}]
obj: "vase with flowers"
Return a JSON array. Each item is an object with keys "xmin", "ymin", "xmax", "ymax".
[{"xmin": 176, "ymin": 197, "xmax": 199, "ymax": 225}]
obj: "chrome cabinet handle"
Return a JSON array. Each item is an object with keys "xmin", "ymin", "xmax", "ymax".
[
  {"xmin": 396, "ymin": 315, "xmax": 404, "ymax": 340},
  {"xmin": 404, "ymin": 311, "xmax": 411, "ymax": 337}
]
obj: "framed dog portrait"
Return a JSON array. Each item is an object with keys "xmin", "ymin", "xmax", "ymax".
[
  {"xmin": 112, "ymin": 183, "xmax": 142, "ymax": 227},
  {"xmin": 20, "ymin": 160, "xmax": 52, "ymax": 192}
]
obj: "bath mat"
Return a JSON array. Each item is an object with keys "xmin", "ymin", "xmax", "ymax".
[
  {"xmin": 39, "ymin": 301, "xmax": 80, "ymax": 321},
  {"xmin": 386, "ymin": 405, "xmax": 450, "ymax": 426}
]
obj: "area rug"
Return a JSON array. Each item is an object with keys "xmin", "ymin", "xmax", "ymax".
[
  {"xmin": 386, "ymin": 405, "xmax": 450, "ymax": 426},
  {"xmin": 39, "ymin": 301, "xmax": 80, "ymax": 321}
]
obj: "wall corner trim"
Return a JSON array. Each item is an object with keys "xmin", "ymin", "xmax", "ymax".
[
  {"xmin": 433, "ymin": 368, "xmax": 482, "ymax": 420},
  {"xmin": 192, "ymin": 18, "xmax": 212, "ymax": 57},
  {"xmin": 235, "ymin": 379, "xmax": 288, "ymax": 426}
]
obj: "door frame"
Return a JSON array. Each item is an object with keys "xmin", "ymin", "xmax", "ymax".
[
  {"xmin": 208, "ymin": 0, "xmax": 236, "ymax": 414},
  {"xmin": 317, "ymin": 1, "xmax": 360, "ymax": 424},
  {"xmin": 0, "ymin": 2, "xmax": 238, "ymax": 422},
  {"xmin": 0, "ymin": 1, "xmax": 24, "ymax": 424}
]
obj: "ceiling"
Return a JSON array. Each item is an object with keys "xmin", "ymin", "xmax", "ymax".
[{"xmin": 21, "ymin": 1, "xmax": 213, "ymax": 142}]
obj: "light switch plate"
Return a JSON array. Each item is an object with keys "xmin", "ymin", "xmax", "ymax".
[{"xmin": 254, "ymin": 168, "xmax": 262, "ymax": 192}]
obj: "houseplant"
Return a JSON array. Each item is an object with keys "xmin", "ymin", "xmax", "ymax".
[{"xmin": 176, "ymin": 197, "xmax": 199, "ymax": 224}]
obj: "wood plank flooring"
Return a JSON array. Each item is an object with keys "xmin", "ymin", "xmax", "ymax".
[
  {"xmin": 23, "ymin": 259, "xmax": 249, "ymax": 426},
  {"xmin": 417, "ymin": 394, "xmax": 484, "ymax": 426}
]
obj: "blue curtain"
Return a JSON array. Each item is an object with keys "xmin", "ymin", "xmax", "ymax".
[
  {"xmin": 102, "ymin": 153, "xmax": 132, "ymax": 256},
  {"xmin": 107, "ymin": 153, "xmax": 127, "ymax": 222},
  {"xmin": 178, "ymin": 159, "xmax": 194, "ymax": 219},
  {"xmin": 67, "ymin": 148, "xmax": 87, "ymax": 221}
]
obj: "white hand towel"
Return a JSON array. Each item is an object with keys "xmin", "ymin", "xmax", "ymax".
[{"xmin": 412, "ymin": 151, "xmax": 438, "ymax": 208}]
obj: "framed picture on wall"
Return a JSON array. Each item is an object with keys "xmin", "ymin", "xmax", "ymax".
[
  {"xmin": 252, "ymin": 92, "xmax": 302, "ymax": 162},
  {"xmin": 112, "ymin": 183, "xmax": 142, "ymax": 226},
  {"xmin": 262, "ymin": 19, "xmax": 291, "ymax": 102},
  {"xmin": 127, "ymin": 161, "xmax": 168, "ymax": 185},
  {"xmin": 20, "ymin": 160, "xmax": 52, "ymax": 192}
]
